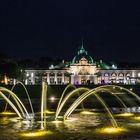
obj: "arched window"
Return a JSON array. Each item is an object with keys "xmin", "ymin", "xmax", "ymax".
[
  {"xmin": 111, "ymin": 73, "xmax": 117, "ymax": 77},
  {"xmin": 49, "ymin": 73, "xmax": 55, "ymax": 76},
  {"xmin": 118, "ymin": 73, "xmax": 124, "ymax": 80},
  {"xmin": 118, "ymin": 73, "xmax": 124, "ymax": 77},
  {"xmin": 111, "ymin": 73, "xmax": 117, "ymax": 81},
  {"xmin": 126, "ymin": 73, "xmax": 131, "ymax": 77},
  {"xmin": 79, "ymin": 57, "xmax": 88, "ymax": 65}
]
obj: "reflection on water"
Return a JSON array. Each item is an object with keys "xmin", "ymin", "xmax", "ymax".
[{"xmin": 0, "ymin": 113, "xmax": 140, "ymax": 140}]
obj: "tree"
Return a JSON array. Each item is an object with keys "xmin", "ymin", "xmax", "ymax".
[{"xmin": 0, "ymin": 56, "xmax": 25, "ymax": 81}]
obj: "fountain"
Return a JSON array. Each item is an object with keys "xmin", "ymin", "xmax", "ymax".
[
  {"xmin": 0, "ymin": 87, "xmax": 30, "ymax": 119},
  {"xmin": 0, "ymin": 83, "xmax": 140, "ymax": 139}
]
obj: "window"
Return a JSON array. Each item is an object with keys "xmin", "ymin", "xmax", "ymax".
[
  {"xmin": 111, "ymin": 73, "xmax": 117, "ymax": 77},
  {"xmin": 79, "ymin": 57, "xmax": 88, "ymax": 65},
  {"xmin": 57, "ymin": 78, "xmax": 62, "ymax": 84},
  {"xmin": 49, "ymin": 73, "xmax": 55, "ymax": 76},
  {"xmin": 50, "ymin": 78, "xmax": 55, "ymax": 84},
  {"xmin": 126, "ymin": 73, "xmax": 131, "ymax": 77},
  {"xmin": 111, "ymin": 73, "xmax": 117, "ymax": 80},
  {"xmin": 118, "ymin": 73, "xmax": 124, "ymax": 79}
]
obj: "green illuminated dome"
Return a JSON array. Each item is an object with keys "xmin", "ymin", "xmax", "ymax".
[{"xmin": 72, "ymin": 46, "xmax": 94, "ymax": 64}]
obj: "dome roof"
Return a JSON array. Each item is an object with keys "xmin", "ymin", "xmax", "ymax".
[{"xmin": 72, "ymin": 46, "xmax": 94, "ymax": 64}]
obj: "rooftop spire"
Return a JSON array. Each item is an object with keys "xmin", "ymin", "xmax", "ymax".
[{"xmin": 77, "ymin": 40, "xmax": 87, "ymax": 55}]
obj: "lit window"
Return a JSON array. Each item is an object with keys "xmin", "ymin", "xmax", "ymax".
[
  {"xmin": 126, "ymin": 73, "xmax": 131, "ymax": 77},
  {"xmin": 57, "ymin": 78, "xmax": 62, "ymax": 84},
  {"xmin": 112, "ymin": 73, "xmax": 117, "ymax": 77},
  {"xmin": 119, "ymin": 73, "xmax": 124, "ymax": 76}
]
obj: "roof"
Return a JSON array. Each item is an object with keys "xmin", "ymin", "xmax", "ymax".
[
  {"xmin": 71, "ymin": 46, "xmax": 94, "ymax": 64},
  {"xmin": 49, "ymin": 61, "xmax": 70, "ymax": 70}
]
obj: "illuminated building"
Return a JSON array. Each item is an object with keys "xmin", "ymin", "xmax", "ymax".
[{"xmin": 21, "ymin": 46, "xmax": 140, "ymax": 85}]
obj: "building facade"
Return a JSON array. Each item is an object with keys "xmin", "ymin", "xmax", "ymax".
[{"xmin": 24, "ymin": 46, "xmax": 140, "ymax": 85}]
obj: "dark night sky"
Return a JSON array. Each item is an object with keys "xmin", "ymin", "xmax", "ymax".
[{"xmin": 0, "ymin": 0, "xmax": 140, "ymax": 62}]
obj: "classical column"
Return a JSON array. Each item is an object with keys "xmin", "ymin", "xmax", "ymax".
[
  {"xmin": 79, "ymin": 75, "xmax": 81, "ymax": 85},
  {"xmin": 71, "ymin": 75, "xmax": 74, "ymax": 84},
  {"xmin": 13, "ymin": 79, "xmax": 16, "ymax": 85},
  {"xmin": 25, "ymin": 79, "xmax": 28, "ymax": 85},
  {"xmin": 47, "ymin": 73, "xmax": 50, "ymax": 85},
  {"xmin": 32, "ymin": 78, "xmax": 35, "ymax": 85},
  {"xmin": 31, "ymin": 73, "xmax": 35, "ymax": 85},
  {"xmin": 62, "ymin": 72, "xmax": 65, "ymax": 84},
  {"xmin": 55, "ymin": 72, "xmax": 57, "ymax": 84}
]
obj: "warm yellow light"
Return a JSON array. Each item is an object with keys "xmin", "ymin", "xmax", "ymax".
[
  {"xmin": 129, "ymin": 88, "xmax": 133, "ymax": 91},
  {"xmin": 50, "ymin": 96, "xmax": 55, "ymax": 102},
  {"xmin": 4, "ymin": 75, "xmax": 8, "ymax": 85},
  {"xmin": 52, "ymin": 120, "xmax": 63, "ymax": 124},
  {"xmin": 45, "ymin": 110, "xmax": 55, "ymax": 114},
  {"xmin": 0, "ymin": 111, "xmax": 16, "ymax": 115},
  {"xmin": 64, "ymin": 118, "xmax": 78, "ymax": 122},
  {"xmin": 0, "ymin": 117, "xmax": 9, "ymax": 125},
  {"xmin": 20, "ymin": 131, "xmax": 52, "ymax": 137},
  {"xmin": 98, "ymin": 127, "xmax": 126, "ymax": 134},
  {"xmin": 80, "ymin": 111, "xmax": 96, "ymax": 115},
  {"xmin": 133, "ymin": 116, "xmax": 140, "ymax": 120},
  {"xmin": 101, "ymin": 127, "xmax": 124, "ymax": 133},
  {"xmin": 35, "ymin": 110, "xmax": 55, "ymax": 115},
  {"xmin": 115, "ymin": 113, "xmax": 134, "ymax": 117}
]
